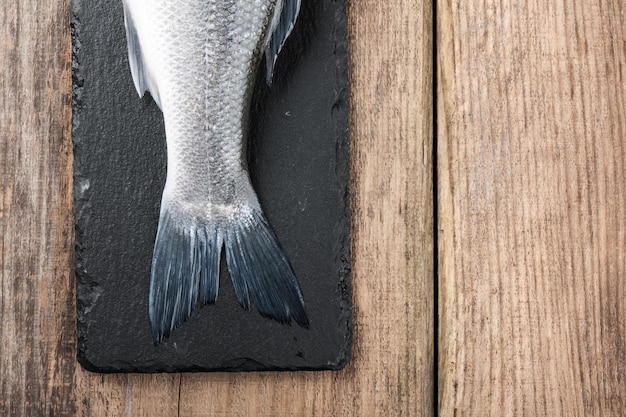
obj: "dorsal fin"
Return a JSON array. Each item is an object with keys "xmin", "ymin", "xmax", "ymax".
[
  {"xmin": 122, "ymin": 1, "xmax": 162, "ymax": 109},
  {"xmin": 263, "ymin": 0, "xmax": 301, "ymax": 84}
]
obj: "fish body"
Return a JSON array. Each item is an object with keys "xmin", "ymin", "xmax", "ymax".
[{"xmin": 122, "ymin": 0, "xmax": 307, "ymax": 342}]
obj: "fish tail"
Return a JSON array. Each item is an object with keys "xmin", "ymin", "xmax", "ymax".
[
  {"xmin": 149, "ymin": 206, "xmax": 222, "ymax": 343},
  {"xmin": 223, "ymin": 207, "xmax": 309, "ymax": 329},
  {"xmin": 149, "ymin": 202, "xmax": 308, "ymax": 343}
]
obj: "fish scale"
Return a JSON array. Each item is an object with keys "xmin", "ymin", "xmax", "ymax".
[
  {"xmin": 122, "ymin": 0, "xmax": 307, "ymax": 342},
  {"xmin": 125, "ymin": 0, "xmax": 269, "ymax": 216}
]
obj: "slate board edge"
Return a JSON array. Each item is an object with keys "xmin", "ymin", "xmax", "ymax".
[{"xmin": 71, "ymin": 0, "xmax": 94, "ymax": 370}]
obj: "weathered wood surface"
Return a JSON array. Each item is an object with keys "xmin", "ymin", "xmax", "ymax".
[
  {"xmin": 8, "ymin": 0, "xmax": 626, "ymax": 415},
  {"xmin": 1, "ymin": 0, "xmax": 75, "ymax": 415},
  {"xmin": 438, "ymin": 1, "xmax": 626, "ymax": 416},
  {"xmin": 1, "ymin": 0, "xmax": 433, "ymax": 416}
]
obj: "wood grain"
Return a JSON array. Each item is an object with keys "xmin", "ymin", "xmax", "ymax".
[
  {"xmin": 437, "ymin": 1, "xmax": 626, "ymax": 416},
  {"xmin": 1, "ymin": 0, "xmax": 75, "ymax": 415},
  {"xmin": 1, "ymin": 0, "xmax": 434, "ymax": 416}
]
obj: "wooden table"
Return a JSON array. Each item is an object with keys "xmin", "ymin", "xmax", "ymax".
[{"xmin": 1, "ymin": 0, "xmax": 624, "ymax": 415}]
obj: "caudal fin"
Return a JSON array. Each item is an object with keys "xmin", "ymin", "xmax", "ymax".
[
  {"xmin": 223, "ymin": 209, "xmax": 308, "ymax": 328},
  {"xmin": 149, "ymin": 204, "xmax": 308, "ymax": 343}
]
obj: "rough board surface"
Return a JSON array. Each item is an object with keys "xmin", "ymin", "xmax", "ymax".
[{"xmin": 72, "ymin": 0, "xmax": 350, "ymax": 372}]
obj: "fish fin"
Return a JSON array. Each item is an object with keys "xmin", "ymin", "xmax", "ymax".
[
  {"xmin": 121, "ymin": 1, "xmax": 162, "ymax": 109},
  {"xmin": 264, "ymin": 0, "xmax": 302, "ymax": 84},
  {"xmin": 224, "ymin": 208, "xmax": 309, "ymax": 328},
  {"xmin": 150, "ymin": 203, "xmax": 308, "ymax": 343},
  {"xmin": 149, "ymin": 207, "xmax": 222, "ymax": 343}
]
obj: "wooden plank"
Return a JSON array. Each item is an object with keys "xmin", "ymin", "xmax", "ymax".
[
  {"xmin": 1, "ymin": 0, "xmax": 434, "ymax": 415},
  {"xmin": 437, "ymin": 1, "xmax": 626, "ymax": 416},
  {"xmin": 0, "ymin": 1, "xmax": 76, "ymax": 415}
]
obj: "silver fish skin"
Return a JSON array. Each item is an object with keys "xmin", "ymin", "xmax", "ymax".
[{"xmin": 122, "ymin": 0, "xmax": 307, "ymax": 342}]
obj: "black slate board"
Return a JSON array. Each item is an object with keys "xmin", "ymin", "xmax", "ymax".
[{"xmin": 72, "ymin": 0, "xmax": 351, "ymax": 372}]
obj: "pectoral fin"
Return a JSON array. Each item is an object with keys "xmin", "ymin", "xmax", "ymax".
[
  {"xmin": 264, "ymin": 0, "xmax": 301, "ymax": 84},
  {"xmin": 122, "ymin": 1, "xmax": 162, "ymax": 109}
]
